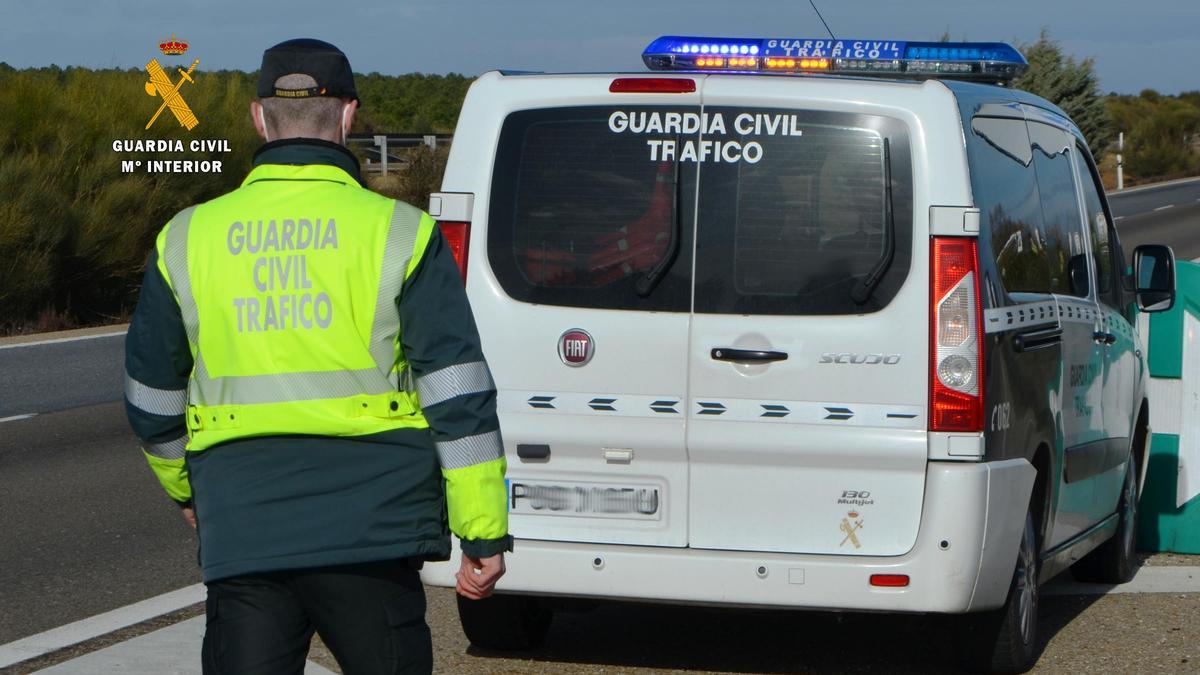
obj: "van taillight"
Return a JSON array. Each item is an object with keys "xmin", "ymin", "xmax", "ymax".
[
  {"xmin": 438, "ymin": 221, "xmax": 470, "ymax": 282},
  {"xmin": 930, "ymin": 237, "xmax": 984, "ymax": 432}
]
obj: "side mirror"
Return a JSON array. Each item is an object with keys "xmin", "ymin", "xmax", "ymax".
[
  {"xmin": 1067, "ymin": 254, "xmax": 1090, "ymax": 297},
  {"xmin": 1133, "ymin": 244, "xmax": 1176, "ymax": 313}
]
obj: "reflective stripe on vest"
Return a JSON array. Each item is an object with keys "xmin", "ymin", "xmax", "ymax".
[
  {"xmin": 416, "ymin": 361, "xmax": 494, "ymax": 408},
  {"xmin": 145, "ymin": 435, "xmax": 188, "ymax": 460},
  {"xmin": 163, "ymin": 206, "xmax": 200, "ymax": 346},
  {"xmin": 124, "ymin": 373, "xmax": 188, "ymax": 417},
  {"xmin": 160, "ymin": 197, "xmax": 429, "ymax": 449}
]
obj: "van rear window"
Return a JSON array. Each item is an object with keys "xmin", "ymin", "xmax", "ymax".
[
  {"xmin": 694, "ymin": 109, "xmax": 912, "ymax": 315},
  {"xmin": 487, "ymin": 106, "xmax": 910, "ymax": 314},
  {"xmin": 487, "ymin": 106, "xmax": 695, "ymax": 312}
]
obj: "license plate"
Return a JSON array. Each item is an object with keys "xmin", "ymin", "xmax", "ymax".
[{"xmin": 507, "ymin": 479, "xmax": 662, "ymax": 520}]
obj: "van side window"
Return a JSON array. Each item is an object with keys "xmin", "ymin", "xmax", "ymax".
[
  {"xmin": 1072, "ymin": 147, "xmax": 1117, "ymax": 308},
  {"xmin": 967, "ymin": 116, "xmax": 1050, "ymax": 294},
  {"xmin": 487, "ymin": 107, "xmax": 694, "ymax": 312},
  {"xmin": 1029, "ymin": 122, "xmax": 1089, "ymax": 298}
]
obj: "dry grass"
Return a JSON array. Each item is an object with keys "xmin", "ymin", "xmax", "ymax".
[
  {"xmin": 0, "ymin": 66, "xmax": 259, "ymax": 332},
  {"xmin": 0, "ymin": 66, "xmax": 460, "ymax": 334}
]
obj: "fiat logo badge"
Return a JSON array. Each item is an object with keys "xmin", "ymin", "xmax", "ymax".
[{"xmin": 558, "ymin": 329, "xmax": 594, "ymax": 367}]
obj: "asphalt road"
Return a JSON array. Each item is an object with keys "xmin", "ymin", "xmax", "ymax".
[
  {"xmin": 0, "ymin": 403, "xmax": 199, "ymax": 645},
  {"xmin": 1110, "ymin": 176, "xmax": 1200, "ymax": 261},
  {"xmin": 1109, "ymin": 176, "xmax": 1200, "ymax": 219},
  {"xmin": 0, "ymin": 335, "xmax": 124, "ymax": 419},
  {"xmin": 0, "ymin": 177, "xmax": 1196, "ymax": 649}
]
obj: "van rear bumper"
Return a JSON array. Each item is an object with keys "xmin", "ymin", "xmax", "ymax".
[{"xmin": 422, "ymin": 458, "xmax": 1035, "ymax": 613}]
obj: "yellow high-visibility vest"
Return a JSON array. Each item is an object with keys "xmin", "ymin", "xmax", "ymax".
[{"xmin": 155, "ymin": 162, "xmax": 437, "ymax": 451}]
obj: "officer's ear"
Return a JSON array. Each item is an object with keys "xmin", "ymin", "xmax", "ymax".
[
  {"xmin": 250, "ymin": 100, "xmax": 269, "ymax": 141},
  {"xmin": 341, "ymin": 99, "xmax": 359, "ymax": 141}
]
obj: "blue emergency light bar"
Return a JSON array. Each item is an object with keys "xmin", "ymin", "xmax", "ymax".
[{"xmin": 642, "ymin": 36, "xmax": 1027, "ymax": 83}]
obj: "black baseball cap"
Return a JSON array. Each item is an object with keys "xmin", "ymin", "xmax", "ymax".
[{"xmin": 257, "ymin": 38, "xmax": 359, "ymax": 104}]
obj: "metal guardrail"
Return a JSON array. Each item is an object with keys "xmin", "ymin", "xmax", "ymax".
[{"xmin": 346, "ymin": 133, "xmax": 453, "ymax": 175}]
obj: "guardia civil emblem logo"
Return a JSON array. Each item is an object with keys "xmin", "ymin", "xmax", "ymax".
[
  {"xmin": 144, "ymin": 35, "xmax": 200, "ymax": 131},
  {"xmin": 839, "ymin": 510, "xmax": 864, "ymax": 549}
]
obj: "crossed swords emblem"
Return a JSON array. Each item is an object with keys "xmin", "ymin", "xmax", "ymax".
[
  {"xmin": 144, "ymin": 58, "xmax": 200, "ymax": 130},
  {"xmin": 839, "ymin": 514, "xmax": 864, "ymax": 549}
]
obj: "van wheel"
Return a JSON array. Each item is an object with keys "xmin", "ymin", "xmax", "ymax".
[
  {"xmin": 1073, "ymin": 454, "xmax": 1139, "ymax": 584},
  {"xmin": 456, "ymin": 593, "xmax": 553, "ymax": 651},
  {"xmin": 954, "ymin": 512, "xmax": 1040, "ymax": 673}
]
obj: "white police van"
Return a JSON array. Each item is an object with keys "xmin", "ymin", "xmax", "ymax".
[{"xmin": 421, "ymin": 35, "xmax": 1178, "ymax": 672}]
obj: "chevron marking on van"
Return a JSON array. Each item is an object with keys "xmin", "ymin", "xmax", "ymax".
[
  {"xmin": 760, "ymin": 404, "xmax": 790, "ymax": 418},
  {"xmin": 589, "ymin": 397, "xmax": 618, "ymax": 411},
  {"xmin": 527, "ymin": 395, "xmax": 556, "ymax": 409},
  {"xmin": 650, "ymin": 400, "xmax": 680, "ymax": 414}
]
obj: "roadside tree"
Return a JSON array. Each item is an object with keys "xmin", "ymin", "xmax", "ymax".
[{"xmin": 1013, "ymin": 30, "xmax": 1111, "ymax": 158}]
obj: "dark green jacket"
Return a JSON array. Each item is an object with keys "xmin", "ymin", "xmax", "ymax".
[{"xmin": 125, "ymin": 139, "xmax": 511, "ymax": 582}]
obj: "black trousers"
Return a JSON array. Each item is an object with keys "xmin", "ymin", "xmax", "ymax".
[{"xmin": 202, "ymin": 559, "xmax": 432, "ymax": 675}]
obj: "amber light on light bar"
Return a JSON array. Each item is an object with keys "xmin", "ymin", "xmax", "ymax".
[{"xmin": 764, "ymin": 57, "xmax": 830, "ymax": 70}]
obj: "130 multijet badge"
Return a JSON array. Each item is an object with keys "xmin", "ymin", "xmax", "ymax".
[{"xmin": 558, "ymin": 329, "xmax": 595, "ymax": 367}]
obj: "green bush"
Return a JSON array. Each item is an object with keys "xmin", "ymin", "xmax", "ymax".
[
  {"xmin": 355, "ymin": 73, "xmax": 472, "ymax": 133},
  {"xmin": 1107, "ymin": 90, "xmax": 1200, "ymax": 181},
  {"xmin": 0, "ymin": 66, "xmax": 468, "ymax": 333}
]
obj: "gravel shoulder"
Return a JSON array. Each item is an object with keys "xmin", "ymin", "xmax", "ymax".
[
  {"xmin": 13, "ymin": 556, "xmax": 1200, "ymax": 673},
  {"xmin": 308, "ymin": 582, "xmax": 1200, "ymax": 674},
  {"xmin": 1142, "ymin": 552, "xmax": 1200, "ymax": 567}
]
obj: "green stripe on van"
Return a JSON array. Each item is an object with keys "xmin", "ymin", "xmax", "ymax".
[{"xmin": 1139, "ymin": 261, "xmax": 1200, "ymax": 553}]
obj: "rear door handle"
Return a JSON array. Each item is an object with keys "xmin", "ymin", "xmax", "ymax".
[
  {"xmin": 711, "ymin": 348, "xmax": 788, "ymax": 363},
  {"xmin": 1014, "ymin": 326, "xmax": 1062, "ymax": 353}
]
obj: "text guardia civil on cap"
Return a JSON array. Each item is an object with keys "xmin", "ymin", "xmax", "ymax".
[{"xmin": 257, "ymin": 38, "xmax": 359, "ymax": 104}]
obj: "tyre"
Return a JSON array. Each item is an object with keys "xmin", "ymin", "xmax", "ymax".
[
  {"xmin": 954, "ymin": 511, "xmax": 1040, "ymax": 674},
  {"xmin": 456, "ymin": 593, "xmax": 553, "ymax": 651},
  {"xmin": 1072, "ymin": 453, "xmax": 1140, "ymax": 584}
]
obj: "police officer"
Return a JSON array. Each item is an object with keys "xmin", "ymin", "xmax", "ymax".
[{"xmin": 124, "ymin": 38, "xmax": 511, "ymax": 674}]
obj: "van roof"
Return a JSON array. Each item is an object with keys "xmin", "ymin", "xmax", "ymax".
[
  {"xmin": 941, "ymin": 79, "xmax": 1076, "ymax": 131},
  {"xmin": 482, "ymin": 69, "xmax": 1075, "ymax": 136},
  {"xmin": 492, "ymin": 68, "xmax": 921, "ymax": 86}
]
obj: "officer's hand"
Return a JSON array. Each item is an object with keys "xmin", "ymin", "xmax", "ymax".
[
  {"xmin": 180, "ymin": 505, "xmax": 197, "ymax": 530},
  {"xmin": 455, "ymin": 553, "xmax": 505, "ymax": 600}
]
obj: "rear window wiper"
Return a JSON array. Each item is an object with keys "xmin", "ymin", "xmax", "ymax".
[
  {"xmin": 636, "ymin": 152, "xmax": 683, "ymax": 297},
  {"xmin": 851, "ymin": 138, "xmax": 895, "ymax": 305}
]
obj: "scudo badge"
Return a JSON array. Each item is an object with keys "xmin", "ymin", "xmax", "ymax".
[{"xmin": 558, "ymin": 329, "xmax": 595, "ymax": 367}]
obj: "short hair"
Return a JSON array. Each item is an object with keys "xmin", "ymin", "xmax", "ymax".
[{"xmin": 260, "ymin": 74, "xmax": 346, "ymax": 141}]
